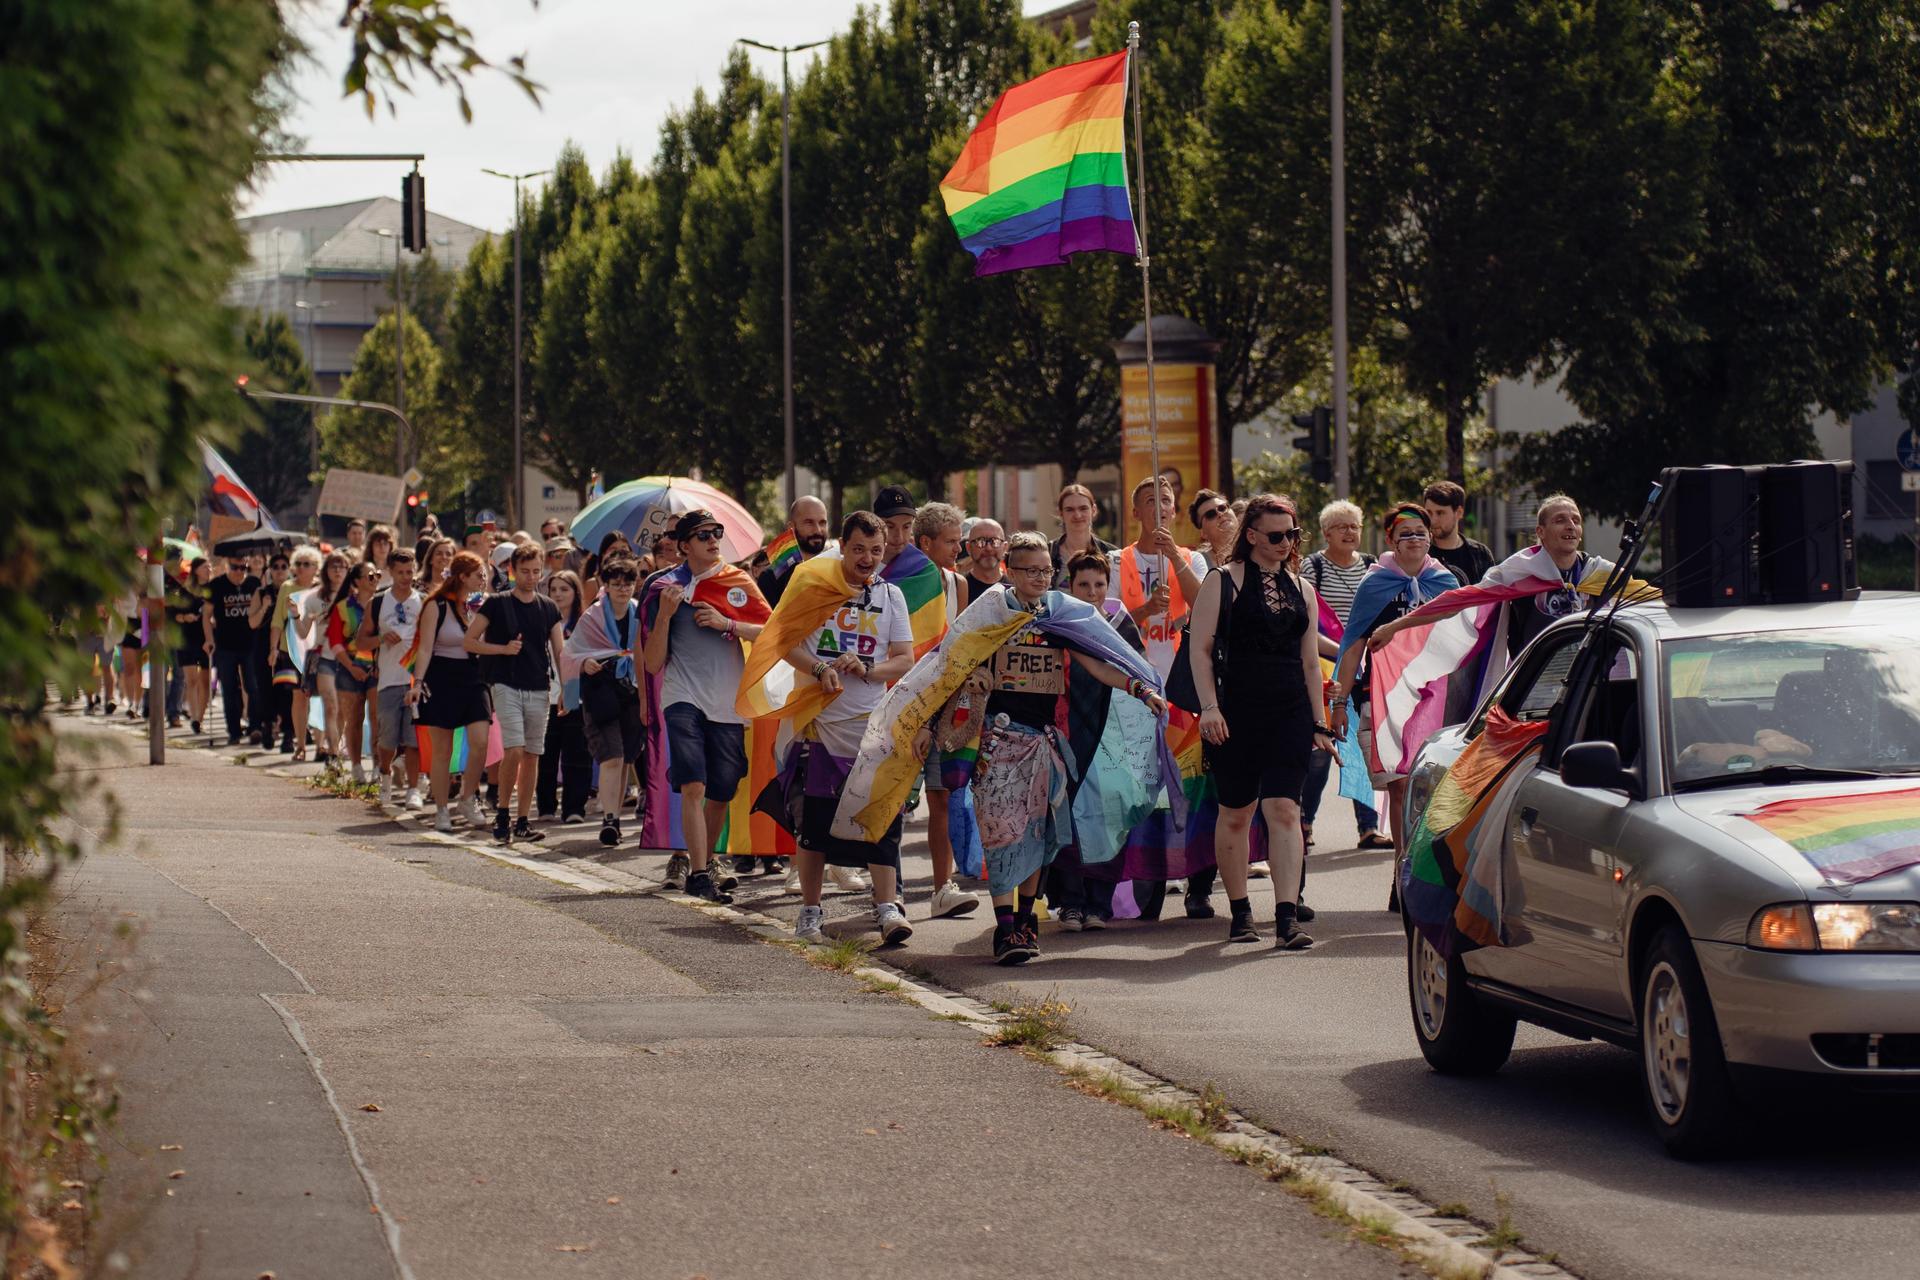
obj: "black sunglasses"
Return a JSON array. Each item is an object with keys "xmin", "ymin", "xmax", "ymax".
[
  {"xmin": 1199, "ymin": 505, "xmax": 1229, "ymax": 522},
  {"xmin": 1255, "ymin": 529, "xmax": 1303, "ymax": 546}
]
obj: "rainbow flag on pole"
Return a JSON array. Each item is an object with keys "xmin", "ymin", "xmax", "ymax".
[
  {"xmin": 765, "ymin": 528, "xmax": 801, "ymax": 580},
  {"xmin": 940, "ymin": 49, "xmax": 1137, "ymax": 276}
]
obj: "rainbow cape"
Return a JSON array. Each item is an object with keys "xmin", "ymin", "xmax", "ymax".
[
  {"xmin": 831, "ymin": 587, "xmax": 1176, "ymax": 846},
  {"xmin": 735, "ymin": 555, "xmax": 856, "ymax": 728},
  {"xmin": 1364, "ymin": 549, "xmax": 1657, "ymax": 777},
  {"xmin": 1400, "ymin": 706, "xmax": 1553, "ymax": 956},
  {"xmin": 638, "ymin": 562, "xmax": 772, "ymax": 850},
  {"xmin": 940, "ymin": 49, "xmax": 1137, "ymax": 276},
  {"xmin": 882, "ymin": 545, "xmax": 949, "ymax": 660},
  {"xmin": 1737, "ymin": 787, "xmax": 1920, "ymax": 886}
]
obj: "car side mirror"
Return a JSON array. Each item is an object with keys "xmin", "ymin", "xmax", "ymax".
[{"xmin": 1561, "ymin": 740, "xmax": 1630, "ymax": 791}]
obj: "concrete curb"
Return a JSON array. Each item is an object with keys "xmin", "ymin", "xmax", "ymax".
[{"xmin": 67, "ymin": 711, "xmax": 1579, "ymax": 1280}]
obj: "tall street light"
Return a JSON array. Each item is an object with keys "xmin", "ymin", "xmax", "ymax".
[
  {"xmin": 373, "ymin": 227, "xmax": 407, "ymax": 472},
  {"xmin": 293, "ymin": 297, "xmax": 335, "ymax": 475},
  {"xmin": 482, "ymin": 166, "xmax": 551, "ymax": 529},
  {"xmin": 1330, "ymin": 0, "xmax": 1351, "ymax": 499},
  {"xmin": 738, "ymin": 36, "xmax": 828, "ymax": 510}
]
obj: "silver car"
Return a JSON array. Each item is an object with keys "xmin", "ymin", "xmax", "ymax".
[{"xmin": 1401, "ymin": 594, "xmax": 1920, "ymax": 1158}]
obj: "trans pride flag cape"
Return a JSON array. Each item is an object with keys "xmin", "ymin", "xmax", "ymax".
[
  {"xmin": 832, "ymin": 587, "xmax": 1177, "ymax": 848},
  {"xmin": 639, "ymin": 562, "xmax": 771, "ymax": 850},
  {"xmin": 1363, "ymin": 548, "xmax": 1655, "ymax": 777},
  {"xmin": 1400, "ymin": 706, "xmax": 1551, "ymax": 956}
]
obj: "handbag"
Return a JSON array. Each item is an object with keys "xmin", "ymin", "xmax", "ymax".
[
  {"xmin": 580, "ymin": 663, "xmax": 637, "ymax": 723},
  {"xmin": 1166, "ymin": 567, "xmax": 1235, "ymax": 715}
]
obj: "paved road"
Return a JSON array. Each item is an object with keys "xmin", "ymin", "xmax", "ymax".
[
  {"xmin": 49, "ymin": 721, "xmax": 1412, "ymax": 1280},
  {"xmin": 735, "ymin": 793, "xmax": 1920, "ymax": 1280}
]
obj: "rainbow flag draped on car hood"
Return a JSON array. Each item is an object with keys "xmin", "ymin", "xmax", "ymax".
[
  {"xmin": 940, "ymin": 49, "xmax": 1137, "ymax": 276},
  {"xmin": 1400, "ymin": 706, "xmax": 1552, "ymax": 956},
  {"xmin": 1366, "ymin": 549, "xmax": 1657, "ymax": 777},
  {"xmin": 1737, "ymin": 786, "xmax": 1920, "ymax": 886}
]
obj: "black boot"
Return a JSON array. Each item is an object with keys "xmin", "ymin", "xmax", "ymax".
[
  {"xmin": 1227, "ymin": 897, "xmax": 1260, "ymax": 944},
  {"xmin": 1274, "ymin": 901, "xmax": 1314, "ymax": 951},
  {"xmin": 1184, "ymin": 866, "xmax": 1217, "ymax": 919}
]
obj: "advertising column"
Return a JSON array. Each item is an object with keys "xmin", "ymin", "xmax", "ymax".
[{"xmin": 1112, "ymin": 317, "xmax": 1222, "ymax": 547}]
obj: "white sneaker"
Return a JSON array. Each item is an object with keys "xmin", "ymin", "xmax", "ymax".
[
  {"xmin": 781, "ymin": 862, "xmax": 802, "ymax": 894},
  {"xmin": 403, "ymin": 787, "xmax": 424, "ymax": 812},
  {"xmin": 794, "ymin": 905, "xmax": 826, "ymax": 944},
  {"xmin": 928, "ymin": 880, "xmax": 981, "ymax": 919},
  {"xmin": 1249, "ymin": 862, "xmax": 1271, "ymax": 879},
  {"xmin": 663, "ymin": 853, "xmax": 690, "ymax": 892},
  {"xmin": 875, "ymin": 901, "xmax": 913, "ymax": 946},
  {"xmin": 351, "ymin": 761, "xmax": 366, "ymax": 785},
  {"xmin": 828, "ymin": 865, "xmax": 869, "ymax": 894},
  {"xmin": 457, "ymin": 794, "xmax": 485, "ymax": 826},
  {"xmin": 385, "ymin": 780, "xmax": 404, "ymax": 805},
  {"xmin": 434, "ymin": 807, "xmax": 454, "ymax": 834}
]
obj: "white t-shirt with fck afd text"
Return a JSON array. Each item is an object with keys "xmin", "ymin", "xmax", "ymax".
[{"xmin": 809, "ymin": 581, "xmax": 912, "ymax": 720}]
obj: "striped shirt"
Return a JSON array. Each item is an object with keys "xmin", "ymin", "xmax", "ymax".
[{"xmin": 1305, "ymin": 551, "xmax": 1373, "ymax": 630}]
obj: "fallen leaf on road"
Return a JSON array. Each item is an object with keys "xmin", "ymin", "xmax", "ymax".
[
  {"xmin": 259, "ymin": 1272, "xmax": 277, "ymax": 1279},
  {"xmin": 358, "ymin": 1103, "xmax": 383, "ymax": 1113},
  {"xmin": 60, "ymin": 1200, "xmax": 82, "ymax": 1212},
  {"xmin": 556, "ymin": 1243, "xmax": 593, "ymax": 1253},
  {"xmin": 368, "ymin": 1204, "xmax": 380, "ymax": 1214},
  {"xmin": 166, "ymin": 1170, "xmax": 186, "ymax": 1180},
  {"xmin": 605, "ymin": 1196, "xmax": 621, "ymax": 1205},
  {"xmin": 165, "ymin": 1189, "xmax": 174, "ymax": 1197},
  {"xmin": 59, "ymin": 1180, "xmax": 84, "ymax": 1189},
  {"xmin": 473, "ymin": 1177, "xmax": 489, "ymax": 1185},
  {"xmin": 861, "ymin": 1128, "xmax": 879, "ymax": 1136},
  {"xmin": 887, "ymin": 1121, "xmax": 906, "ymax": 1131},
  {"xmin": 879, "ymin": 1242, "xmax": 894, "ymax": 1250},
  {"xmin": 159, "ymin": 1144, "xmax": 183, "ymax": 1152}
]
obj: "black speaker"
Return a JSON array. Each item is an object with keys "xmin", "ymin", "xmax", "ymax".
[
  {"xmin": 1660, "ymin": 465, "xmax": 1760, "ymax": 608},
  {"xmin": 1758, "ymin": 460, "xmax": 1858, "ymax": 603}
]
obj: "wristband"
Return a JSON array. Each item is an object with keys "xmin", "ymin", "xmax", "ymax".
[
  {"xmin": 1201, "ymin": 702, "xmax": 1219, "ymax": 712},
  {"xmin": 811, "ymin": 660, "xmax": 829, "ymax": 679}
]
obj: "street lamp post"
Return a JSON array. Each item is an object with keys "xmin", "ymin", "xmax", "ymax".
[
  {"xmin": 292, "ymin": 297, "xmax": 335, "ymax": 475},
  {"xmin": 374, "ymin": 227, "xmax": 407, "ymax": 473},
  {"xmin": 1330, "ymin": 0, "xmax": 1351, "ymax": 499},
  {"xmin": 482, "ymin": 167, "xmax": 550, "ymax": 530},
  {"xmin": 738, "ymin": 36, "xmax": 828, "ymax": 510}
]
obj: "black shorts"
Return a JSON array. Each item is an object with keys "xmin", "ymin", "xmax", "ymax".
[
  {"xmin": 175, "ymin": 648, "xmax": 209, "ymax": 669},
  {"xmin": 801, "ymin": 791, "xmax": 903, "ymax": 871},
  {"xmin": 416, "ymin": 659, "xmax": 492, "ymax": 729},
  {"xmin": 1204, "ymin": 709, "xmax": 1311, "ymax": 809}
]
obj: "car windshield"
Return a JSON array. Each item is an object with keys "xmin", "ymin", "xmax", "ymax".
[{"xmin": 1665, "ymin": 627, "xmax": 1920, "ymax": 786}]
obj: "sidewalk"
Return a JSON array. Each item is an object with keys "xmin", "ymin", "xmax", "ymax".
[{"xmin": 52, "ymin": 720, "xmax": 1415, "ymax": 1280}]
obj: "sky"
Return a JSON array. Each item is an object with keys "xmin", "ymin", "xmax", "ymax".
[{"xmin": 246, "ymin": 0, "xmax": 1055, "ymax": 233}]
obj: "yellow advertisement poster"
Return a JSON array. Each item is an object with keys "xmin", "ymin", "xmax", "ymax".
[{"xmin": 1121, "ymin": 362, "xmax": 1215, "ymax": 546}]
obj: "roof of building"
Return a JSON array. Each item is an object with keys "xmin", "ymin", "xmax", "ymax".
[{"xmin": 235, "ymin": 196, "xmax": 492, "ymax": 280}]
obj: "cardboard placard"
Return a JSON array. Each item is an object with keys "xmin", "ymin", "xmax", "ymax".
[
  {"xmin": 207, "ymin": 514, "xmax": 257, "ymax": 547},
  {"xmin": 316, "ymin": 468, "xmax": 406, "ymax": 523}
]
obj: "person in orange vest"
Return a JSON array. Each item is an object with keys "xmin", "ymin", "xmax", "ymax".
[{"xmin": 1113, "ymin": 476, "xmax": 1203, "ymax": 680}]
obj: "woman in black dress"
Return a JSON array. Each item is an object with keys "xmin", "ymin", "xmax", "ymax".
[{"xmin": 1186, "ymin": 494, "xmax": 1336, "ymax": 948}]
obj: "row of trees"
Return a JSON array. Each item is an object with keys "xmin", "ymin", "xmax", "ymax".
[{"xmin": 297, "ymin": 0, "xmax": 1920, "ymax": 530}]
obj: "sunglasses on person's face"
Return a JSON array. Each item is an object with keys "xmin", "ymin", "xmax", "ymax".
[
  {"xmin": 1255, "ymin": 528, "xmax": 1302, "ymax": 545},
  {"xmin": 1200, "ymin": 505, "xmax": 1229, "ymax": 523},
  {"xmin": 686, "ymin": 528, "xmax": 724, "ymax": 544},
  {"xmin": 969, "ymin": 536, "xmax": 1007, "ymax": 548}
]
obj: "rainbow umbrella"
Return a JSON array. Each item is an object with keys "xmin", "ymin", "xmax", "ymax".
[{"xmin": 570, "ymin": 476, "xmax": 765, "ymax": 563}]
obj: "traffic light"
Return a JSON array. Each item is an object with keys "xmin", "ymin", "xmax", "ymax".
[
  {"xmin": 405, "ymin": 486, "xmax": 430, "ymax": 510},
  {"xmin": 1290, "ymin": 406, "xmax": 1333, "ymax": 485},
  {"xmin": 400, "ymin": 171, "xmax": 427, "ymax": 251}
]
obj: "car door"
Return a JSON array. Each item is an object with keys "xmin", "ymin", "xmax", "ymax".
[
  {"xmin": 1506, "ymin": 638, "xmax": 1641, "ymax": 1019},
  {"xmin": 1460, "ymin": 629, "xmax": 1588, "ymax": 993}
]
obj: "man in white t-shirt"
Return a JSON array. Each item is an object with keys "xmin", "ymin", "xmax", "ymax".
[
  {"xmin": 352, "ymin": 548, "xmax": 423, "ymax": 809},
  {"xmin": 783, "ymin": 512, "xmax": 918, "ymax": 947}
]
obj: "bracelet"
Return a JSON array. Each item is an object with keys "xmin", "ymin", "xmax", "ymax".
[
  {"xmin": 1125, "ymin": 676, "xmax": 1148, "ymax": 701},
  {"xmin": 1329, "ymin": 695, "xmax": 1348, "ymax": 709},
  {"xmin": 1201, "ymin": 702, "xmax": 1219, "ymax": 712},
  {"xmin": 811, "ymin": 660, "xmax": 829, "ymax": 679},
  {"xmin": 726, "ymin": 619, "xmax": 737, "ymax": 637}
]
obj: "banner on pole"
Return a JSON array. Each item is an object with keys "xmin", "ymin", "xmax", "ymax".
[{"xmin": 1121, "ymin": 362, "xmax": 1214, "ymax": 546}]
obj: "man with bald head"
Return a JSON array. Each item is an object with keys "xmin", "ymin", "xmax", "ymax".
[{"xmin": 758, "ymin": 495, "xmax": 832, "ymax": 607}]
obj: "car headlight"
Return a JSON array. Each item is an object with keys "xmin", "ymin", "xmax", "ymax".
[{"xmin": 1747, "ymin": 903, "xmax": 1920, "ymax": 952}]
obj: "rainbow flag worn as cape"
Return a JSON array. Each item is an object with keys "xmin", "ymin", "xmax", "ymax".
[
  {"xmin": 639, "ymin": 562, "xmax": 772, "ymax": 850},
  {"xmin": 881, "ymin": 545, "xmax": 950, "ymax": 660},
  {"xmin": 1738, "ymin": 787, "xmax": 1920, "ymax": 886},
  {"xmin": 1400, "ymin": 706, "xmax": 1553, "ymax": 957},
  {"xmin": 1364, "ymin": 548, "xmax": 1657, "ymax": 777},
  {"xmin": 735, "ymin": 555, "xmax": 858, "ymax": 727},
  {"xmin": 940, "ymin": 49, "xmax": 1137, "ymax": 276}
]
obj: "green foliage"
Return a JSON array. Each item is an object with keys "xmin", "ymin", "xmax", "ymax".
[
  {"xmin": 401, "ymin": 242, "xmax": 459, "ymax": 347},
  {"xmin": 323, "ymin": 311, "xmax": 473, "ymax": 500},
  {"xmin": 1237, "ymin": 348, "xmax": 1490, "ymax": 535},
  {"xmin": 336, "ymin": 0, "xmax": 541, "ymax": 121},
  {"xmin": 236, "ymin": 313, "xmax": 316, "ymax": 514}
]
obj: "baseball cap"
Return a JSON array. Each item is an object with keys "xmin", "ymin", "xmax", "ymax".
[
  {"xmin": 875, "ymin": 485, "xmax": 917, "ymax": 518},
  {"xmin": 490, "ymin": 542, "xmax": 516, "ymax": 567},
  {"xmin": 671, "ymin": 508, "xmax": 723, "ymax": 543},
  {"xmin": 544, "ymin": 535, "xmax": 574, "ymax": 554}
]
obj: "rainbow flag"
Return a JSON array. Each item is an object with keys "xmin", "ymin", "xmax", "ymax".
[
  {"xmin": 881, "ymin": 545, "xmax": 948, "ymax": 659},
  {"xmin": 1739, "ymin": 787, "xmax": 1920, "ymax": 886},
  {"xmin": 765, "ymin": 528, "xmax": 801, "ymax": 580},
  {"xmin": 940, "ymin": 49, "xmax": 1137, "ymax": 276}
]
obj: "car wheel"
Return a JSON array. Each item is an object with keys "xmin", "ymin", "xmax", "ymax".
[
  {"xmin": 1638, "ymin": 925, "xmax": 1741, "ymax": 1160},
  {"xmin": 1406, "ymin": 925, "xmax": 1515, "ymax": 1075}
]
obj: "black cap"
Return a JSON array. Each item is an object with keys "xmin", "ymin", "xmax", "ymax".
[
  {"xmin": 875, "ymin": 485, "xmax": 917, "ymax": 518},
  {"xmin": 671, "ymin": 508, "xmax": 721, "ymax": 543}
]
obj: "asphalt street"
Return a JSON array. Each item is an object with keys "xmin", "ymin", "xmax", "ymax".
[{"xmin": 47, "ymin": 719, "xmax": 1414, "ymax": 1280}]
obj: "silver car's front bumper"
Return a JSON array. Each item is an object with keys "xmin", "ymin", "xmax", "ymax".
[{"xmin": 1697, "ymin": 939, "xmax": 1920, "ymax": 1075}]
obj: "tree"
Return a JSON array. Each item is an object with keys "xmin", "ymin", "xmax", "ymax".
[
  {"xmin": 442, "ymin": 230, "xmax": 516, "ymax": 513},
  {"xmin": 532, "ymin": 222, "xmax": 620, "ymax": 504},
  {"xmin": 236, "ymin": 313, "xmax": 316, "ymax": 514},
  {"xmin": 401, "ymin": 242, "xmax": 459, "ymax": 347},
  {"xmin": 1515, "ymin": 0, "xmax": 1920, "ymax": 517},
  {"xmin": 322, "ymin": 312, "xmax": 473, "ymax": 501},
  {"xmin": 1212, "ymin": 0, "xmax": 1692, "ymax": 486}
]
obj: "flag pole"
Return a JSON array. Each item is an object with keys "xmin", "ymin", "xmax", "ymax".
[{"xmin": 1126, "ymin": 21, "xmax": 1163, "ymax": 540}]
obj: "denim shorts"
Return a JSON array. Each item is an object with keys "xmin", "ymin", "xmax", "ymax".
[
  {"xmin": 663, "ymin": 702, "xmax": 747, "ymax": 801},
  {"xmin": 333, "ymin": 658, "xmax": 375, "ymax": 696},
  {"xmin": 376, "ymin": 683, "xmax": 415, "ymax": 751}
]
